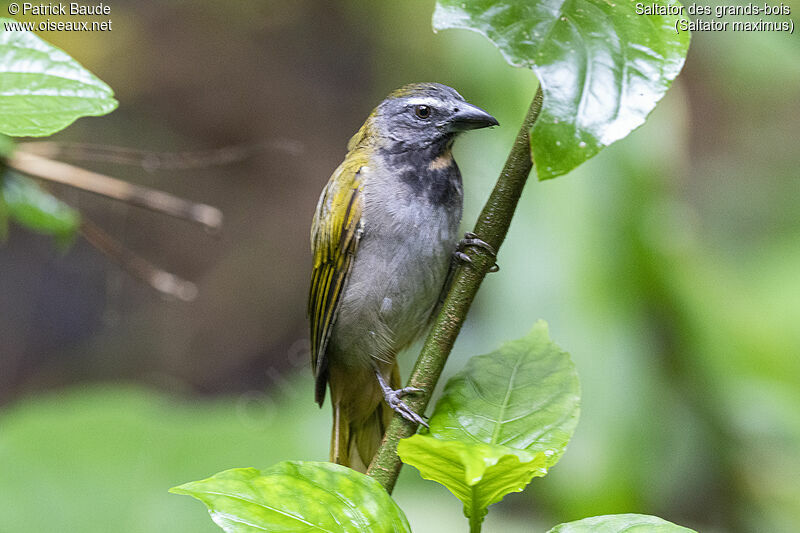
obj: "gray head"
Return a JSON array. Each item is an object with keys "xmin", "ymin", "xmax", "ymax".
[{"xmin": 369, "ymin": 83, "xmax": 498, "ymax": 153}]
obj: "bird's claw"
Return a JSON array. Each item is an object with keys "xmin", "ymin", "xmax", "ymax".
[
  {"xmin": 375, "ymin": 371, "xmax": 429, "ymax": 427},
  {"xmin": 384, "ymin": 387, "xmax": 429, "ymax": 427},
  {"xmin": 455, "ymin": 232, "xmax": 499, "ymax": 272},
  {"xmin": 454, "ymin": 251, "xmax": 471, "ymax": 263},
  {"xmin": 460, "ymin": 231, "xmax": 497, "ymax": 255}
]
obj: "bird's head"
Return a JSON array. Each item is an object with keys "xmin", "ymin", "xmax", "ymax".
[{"xmin": 351, "ymin": 83, "xmax": 498, "ymax": 153}]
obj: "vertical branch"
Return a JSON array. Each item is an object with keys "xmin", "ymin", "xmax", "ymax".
[{"xmin": 367, "ymin": 87, "xmax": 544, "ymax": 492}]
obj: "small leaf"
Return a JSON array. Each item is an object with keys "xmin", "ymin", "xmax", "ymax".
[
  {"xmin": 170, "ymin": 462, "xmax": 411, "ymax": 533},
  {"xmin": 547, "ymin": 513, "xmax": 698, "ymax": 532},
  {"xmin": 433, "ymin": 0, "xmax": 690, "ymax": 179},
  {"xmin": 1, "ymin": 171, "xmax": 79, "ymax": 244},
  {"xmin": 398, "ymin": 435, "xmax": 548, "ymax": 527},
  {"xmin": 428, "ymin": 320, "xmax": 579, "ymax": 467},
  {"xmin": 0, "ymin": 18, "xmax": 118, "ymax": 137}
]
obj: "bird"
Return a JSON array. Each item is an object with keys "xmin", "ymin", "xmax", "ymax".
[{"xmin": 309, "ymin": 82, "xmax": 498, "ymax": 472}]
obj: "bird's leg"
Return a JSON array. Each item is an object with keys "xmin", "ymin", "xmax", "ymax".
[
  {"xmin": 454, "ymin": 231, "xmax": 499, "ymax": 272},
  {"xmin": 435, "ymin": 232, "xmax": 499, "ymax": 312},
  {"xmin": 374, "ymin": 368, "xmax": 429, "ymax": 428}
]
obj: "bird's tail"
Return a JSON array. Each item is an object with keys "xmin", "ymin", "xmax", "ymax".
[{"xmin": 329, "ymin": 363, "xmax": 400, "ymax": 473}]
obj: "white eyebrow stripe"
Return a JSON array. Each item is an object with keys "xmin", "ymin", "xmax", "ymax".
[{"xmin": 405, "ymin": 97, "xmax": 446, "ymax": 107}]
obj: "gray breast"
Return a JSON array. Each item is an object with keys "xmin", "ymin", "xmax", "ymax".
[{"xmin": 329, "ymin": 161, "xmax": 462, "ymax": 368}]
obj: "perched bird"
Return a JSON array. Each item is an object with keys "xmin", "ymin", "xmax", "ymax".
[{"xmin": 309, "ymin": 83, "xmax": 498, "ymax": 471}]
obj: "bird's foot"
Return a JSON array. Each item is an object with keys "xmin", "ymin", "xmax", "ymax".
[
  {"xmin": 454, "ymin": 231, "xmax": 499, "ymax": 272},
  {"xmin": 375, "ymin": 370, "xmax": 429, "ymax": 428}
]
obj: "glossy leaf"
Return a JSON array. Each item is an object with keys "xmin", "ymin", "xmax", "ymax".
[
  {"xmin": 433, "ymin": 0, "xmax": 690, "ymax": 179},
  {"xmin": 1, "ymin": 171, "xmax": 79, "ymax": 244},
  {"xmin": 548, "ymin": 513, "xmax": 698, "ymax": 532},
  {"xmin": 398, "ymin": 435, "xmax": 548, "ymax": 528},
  {"xmin": 0, "ymin": 18, "xmax": 117, "ymax": 137},
  {"xmin": 429, "ymin": 320, "xmax": 579, "ymax": 466},
  {"xmin": 170, "ymin": 462, "xmax": 411, "ymax": 533}
]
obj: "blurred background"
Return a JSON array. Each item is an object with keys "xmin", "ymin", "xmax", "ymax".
[{"xmin": 1, "ymin": 1, "xmax": 799, "ymax": 532}]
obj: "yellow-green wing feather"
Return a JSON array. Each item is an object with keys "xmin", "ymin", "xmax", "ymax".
[{"xmin": 309, "ymin": 151, "xmax": 367, "ymax": 405}]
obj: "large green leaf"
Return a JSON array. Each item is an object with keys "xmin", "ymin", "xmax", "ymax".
[
  {"xmin": 433, "ymin": 0, "xmax": 690, "ymax": 180},
  {"xmin": 0, "ymin": 18, "xmax": 117, "ymax": 137},
  {"xmin": 547, "ymin": 513, "xmax": 698, "ymax": 532},
  {"xmin": 171, "ymin": 462, "xmax": 411, "ymax": 533},
  {"xmin": 398, "ymin": 321, "xmax": 579, "ymax": 530},
  {"xmin": 1, "ymin": 170, "xmax": 79, "ymax": 244},
  {"xmin": 429, "ymin": 320, "xmax": 579, "ymax": 466},
  {"xmin": 398, "ymin": 435, "xmax": 548, "ymax": 528}
]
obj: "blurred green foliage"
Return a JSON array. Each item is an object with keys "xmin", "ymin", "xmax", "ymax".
[
  {"xmin": 1, "ymin": 171, "xmax": 80, "ymax": 246},
  {"xmin": 0, "ymin": 18, "xmax": 117, "ymax": 137},
  {"xmin": 0, "ymin": 1, "xmax": 798, "ymax": 532},
  {"xmin": 0, "ymin": 19, "xmax": 118, "ymax": 246},
  {"xmin": 0, "ymin": 384, "xmax": 320, "ymax": 532}
]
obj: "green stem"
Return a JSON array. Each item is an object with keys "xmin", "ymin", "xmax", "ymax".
[
  {"xmin": 469, "ymin": 512, "xmax": 483, "ymax": 533},
  {"xmin": 366, "ymin": 86, "xmax": 544, "ymax": 492},
  {"xmin": 469, "ymin": 490, "xmax": 484, "ymax": 533}
]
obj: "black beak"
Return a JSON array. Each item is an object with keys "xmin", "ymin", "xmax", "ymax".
[{"xmin": 447, "ymin": 102, "xmax": 499, "ymax": 132}]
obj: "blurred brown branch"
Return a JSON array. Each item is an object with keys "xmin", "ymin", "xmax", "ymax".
[{"xmin": 8, "ymin": 151, "xmax": 223, "ymax": 231}]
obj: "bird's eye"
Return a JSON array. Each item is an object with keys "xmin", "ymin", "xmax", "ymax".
[{"xmin": 414, "ymin": 105, "xmax": 432, "ymax": 119}]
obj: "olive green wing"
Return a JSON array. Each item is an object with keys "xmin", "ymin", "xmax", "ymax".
[{"xmin": 309, "ymin": 154, "xmax": 366, "ymax": 405}]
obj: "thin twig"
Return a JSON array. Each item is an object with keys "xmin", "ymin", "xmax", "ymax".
[
  {"xmin": 79, "ymin": 217, "xmax": 198, "ymax": 302},
  {"xmin": 14, "ymin": 139, "xmax": 304, "ymax": 169},
  {"xmin": 7, "ymin": 151, "xmax": 223, "ymax": 231},
  {"xmin": 366, "ymin": 86, "xmax": 544, "ymax": 492}
]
